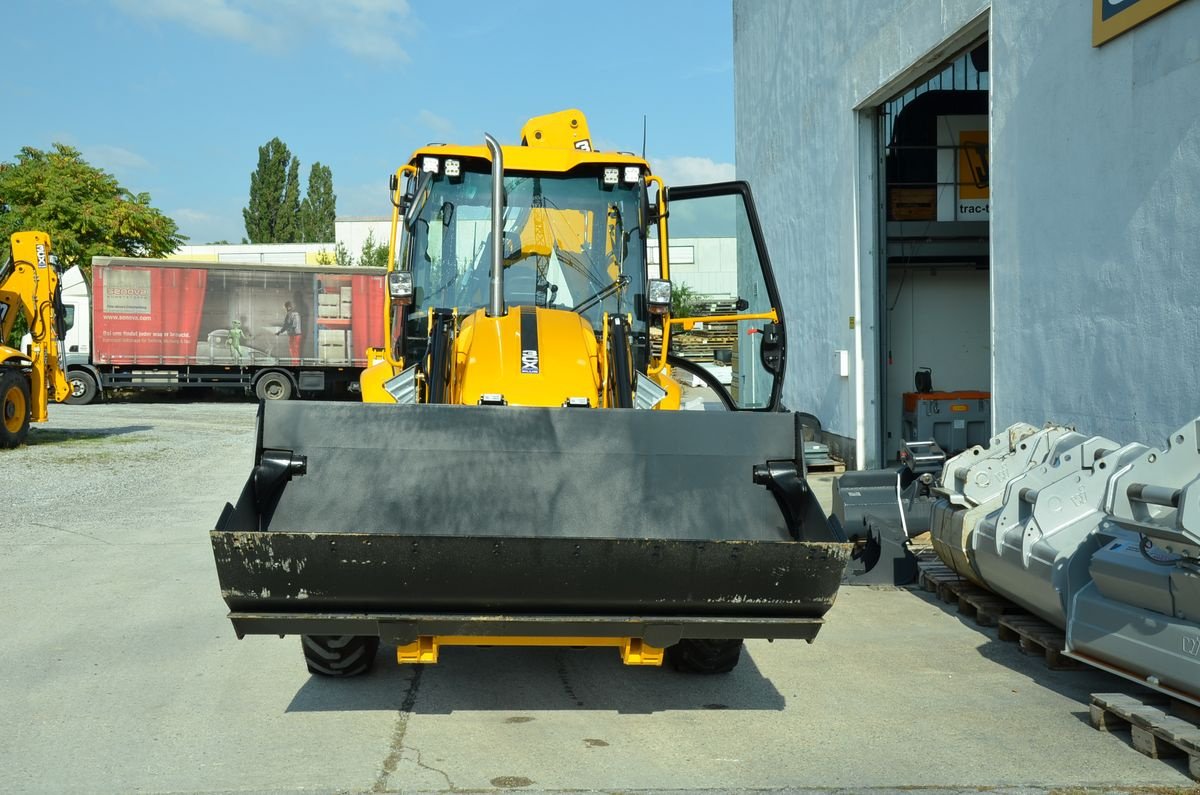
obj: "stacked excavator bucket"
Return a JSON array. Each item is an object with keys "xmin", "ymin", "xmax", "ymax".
[{"xmin": 835, "ymin": 417, "xmax": 1200, "ymax": 705}]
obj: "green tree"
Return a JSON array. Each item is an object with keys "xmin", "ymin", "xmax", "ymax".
[
  {"xmin": 277, "ymin": 156, "xmax": 301, "ymax": 243},
  {"xmin": 358, "ymin": 230, "xmax": 388, "ymax": 269},
  {"xmin": 670, "ymin": 282, "xmax": 701, "ymax": 318},
  {"xmin": 334, "ymin": 241, "xmax": 353, "ymax": 267},
  {"xmin": 0, "ymin": 143, "xmax": 184, "ymax": 281},
  {"xmin": 300, "ymin": 162, "xmax": 336, "ymax": 242},
  {"xmin": 242, "ymin": 137, "xmax": 301, "ymax": 243}
]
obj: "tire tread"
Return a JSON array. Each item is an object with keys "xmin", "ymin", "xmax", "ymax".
[{"xmin": 302, "ymin": 635, "xmax": 379, "ymax": 677}]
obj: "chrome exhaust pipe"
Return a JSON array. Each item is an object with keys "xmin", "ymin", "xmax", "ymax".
[{"xmin": 484, "ymin": 132, "xmax": 506, "ymax": 318}]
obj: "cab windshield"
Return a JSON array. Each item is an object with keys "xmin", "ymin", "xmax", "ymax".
[{"xmin": 401, "ymin": 165, "xmax": 647, "ymax": 332}]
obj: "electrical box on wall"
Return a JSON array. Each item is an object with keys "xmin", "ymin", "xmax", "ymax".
[{"xmin": 835, "ymin": 349, "xmax": 849, "ymax": 377}]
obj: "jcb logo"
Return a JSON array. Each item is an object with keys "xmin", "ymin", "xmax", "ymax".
[
  {"xmin": 520, "ymin": 350, "xmax": 539, "ymax": 374},
  {"xmin": 1185, "ymin": 634, "xmax": 1200, "ymax": 658},
  {"xmin": 36, "ymin": 243, "xmax": 47, "ymax": 268}
]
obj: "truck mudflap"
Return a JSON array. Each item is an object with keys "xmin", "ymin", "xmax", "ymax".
[{"xmin": 212, "ymin": 402, "xmax": 850, "ymax": 641}]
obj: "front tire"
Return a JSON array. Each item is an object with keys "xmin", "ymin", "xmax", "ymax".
[
  {"xmin": 0, "ymin": 368, "xmax": 31, "ymax": 448},
  {"xmin": 255, "ymin": 371, "xmax": 294, "ymax": 401},
  {"xmin": 66, "ymin": 370, "xmax": 99, "ymax": 405},
  {"xmin": 301, "ymin": 635, "xmax": 380, "ymax": 677},
  {"xmin": 667, "ymin": 639, "xmax": 744, "ymax": 674}
]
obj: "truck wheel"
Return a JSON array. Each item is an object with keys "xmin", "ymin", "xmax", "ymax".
[
  {"xmin": 667, "ymin": 639, "xmax": 744, "ymax": 674},
  {"xmin": 255, "ymin": 372, "xmax": 293, "ymax": 401},
  {"xmin": 302, "ymin": 635, "xmax": 380, "ymax": 677},
  {"xmin": 66, "ymin": 370, "xmax": 99, "ymax": 405},
  {"xmin": 0, "ymin": 369, "xmax": 31, "ymax": 448}
]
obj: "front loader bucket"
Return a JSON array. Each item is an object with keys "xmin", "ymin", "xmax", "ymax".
[{"xmin": 212, "ymin": 402, "xmax": 850, "ymax": 647}]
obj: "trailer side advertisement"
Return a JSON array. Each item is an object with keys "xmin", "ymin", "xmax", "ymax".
[{"xmin": 92, "ymin": 264, "xmax": 385, "ymax": 366}]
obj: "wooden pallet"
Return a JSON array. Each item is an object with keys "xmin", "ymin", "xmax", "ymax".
[
  {"xmin": 997, "ymin": 614, "xmax": 1079, "ymax": 670},
  {"xmin": 955, "ymin": 585, "xmax": 1025, "ymax": 628},
  {"xmin": 917, "ymin": 561, "xmax": 971, "ymax": 599},
  {"xmin": 806, "ymin": 460, "xmax": 845, "ymax": 474},
  {"xmin": 1089, "ymin": 693, "xmax": 1200, "ymax": 779},
  {"xmin": 918, "ymin": 561, "xmax": 1077, "ymax": 667}
]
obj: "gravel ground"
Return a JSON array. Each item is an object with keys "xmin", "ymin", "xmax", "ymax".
[{"xmin": 1, "ymin": 398, "xmax": 1195, "ymax": 794}]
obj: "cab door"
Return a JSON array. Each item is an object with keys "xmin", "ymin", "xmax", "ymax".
[{"xmin": 658, "ymin": 181, "xmax": 786, "ymax": 411}]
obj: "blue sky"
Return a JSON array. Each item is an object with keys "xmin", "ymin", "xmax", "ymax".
[{"xmin": 3, "ymin": 1, "xmax": 735, "ymax": 245}]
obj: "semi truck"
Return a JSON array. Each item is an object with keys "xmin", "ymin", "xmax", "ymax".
[{"xmin": 58, "ymin": 257, "xmax": 386, "ymax": 403}]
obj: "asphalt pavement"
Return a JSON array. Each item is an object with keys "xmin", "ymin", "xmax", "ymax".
[{"xmin": 1, "ymin": 400, "xmax": 1195, "ymax": 793}]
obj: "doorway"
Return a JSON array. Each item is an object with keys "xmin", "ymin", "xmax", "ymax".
[{"xmin": 876, "ymin": 39, "xmax": 991, "ymax": 462}]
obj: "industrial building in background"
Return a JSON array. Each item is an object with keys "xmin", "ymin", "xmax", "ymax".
[{"xmin": 733, "ymin": 0, "xmax": 1199, "ymax": 468}]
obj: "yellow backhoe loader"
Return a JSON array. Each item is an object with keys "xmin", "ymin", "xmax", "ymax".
[
  {"xmin": 0, "ymin": 231, "xmax": 70, "ymax": 447},
  {"xmin": 212, "ymin": 110, "xmax": 851, "ymax": 676}
]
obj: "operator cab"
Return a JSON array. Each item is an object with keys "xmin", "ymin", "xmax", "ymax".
[{"xmin": 397, "ymin": 157, "xmax": 651, "ymax": 371}]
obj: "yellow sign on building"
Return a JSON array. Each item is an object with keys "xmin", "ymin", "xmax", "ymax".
[
  {"xmin": 957, "ymin": 130, "xmax": 989, "ymax": 202},
  {"xmin": 1093, "ymin": 0, "xmax": 1189, "ymax": 46}
]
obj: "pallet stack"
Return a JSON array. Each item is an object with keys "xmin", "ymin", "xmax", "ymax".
[{"xmin": 669, "ymin": 297, "xmax": 740, "ymax": 365}]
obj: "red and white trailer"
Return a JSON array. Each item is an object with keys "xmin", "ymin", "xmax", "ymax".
[{"xmin": 61, "ymin": 257, "xmax": 386, "ymax": 402}]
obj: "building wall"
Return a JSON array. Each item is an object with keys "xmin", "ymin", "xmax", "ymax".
[
  {"xmin": 990, "ymin": 0, "xmax": 1200, "ymax": 445},
  {"xmin": 658, "ymin": 238, "xmax": 738, "ymax": 297},
  {"xmin": 170, "ymin": 243, "xmax": 334, "ymax": 265},
  {"xmin": 336, "ymin": 218, "xmax": 393, "ymax": 264},
  {"xmin": 734, "ymin": 0, "xmax": 1200, "ymax": 462},
  {"xmin": 733, "ymin": 0, "xmax": 989, "ymax": 464}
]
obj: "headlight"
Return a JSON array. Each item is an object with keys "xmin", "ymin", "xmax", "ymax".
[
  {"xmin": 647, "ymin": 278, "xmax": 672, "ymax": 315},
  {"xmin": 388, "ymin": 271, "xmax": 414, "ymax": 304},
  {"xmin": 603, "ymin": 167, "xmax": 619, "ymax": 185},
  {"xmin": 422, "ymin": 156, "xmax": 440, "ymax": 174}
]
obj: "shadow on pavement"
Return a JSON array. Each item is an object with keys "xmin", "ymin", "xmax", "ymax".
[
  {"xmin": 286, "ymin": 644, "xmax": 786, "ymax": 714},
  {"xmin": 25, "ymin": 425, "xmax": 152, "ymax": 444},
  {"xmin": 907, "ymin": 585, "xmax": 1151, "ymax": 703}
]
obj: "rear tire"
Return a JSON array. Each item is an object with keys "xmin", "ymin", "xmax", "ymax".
[
  {"xmin": 65, "ymin": 370, "xmax": 99, "ymax": 405},
  {"xmin": 667, "ymin": 639, "xmax": 744, "ymax": 674},
  {"xmin": 255, "ymin": 371, "xmax": 293, "ymax": 401},
  {"xmin": 0, "ymin": 368, "xmax": 31, "ymax": 448},
  {"xmin": 302, "ymin": 635, "xmax": 379, "ymax": 677}
]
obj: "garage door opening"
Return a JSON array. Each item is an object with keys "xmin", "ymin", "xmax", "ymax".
[{"xmin": 878, "ymin": 38, "xmax": 991, "ymax": 462}]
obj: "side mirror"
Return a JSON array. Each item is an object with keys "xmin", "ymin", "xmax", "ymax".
[
  {"xmin": 402, "ymin": 172, "xmax": 431, "ymax": 228},
  {"xmin": 388, "ymin": 271, "xmax": 414, "ymax": 305}
]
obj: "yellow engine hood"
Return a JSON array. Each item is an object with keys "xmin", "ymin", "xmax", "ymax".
[{"xmin": 454, "ymin": 306, "xmax": 601, "ymax": 407}]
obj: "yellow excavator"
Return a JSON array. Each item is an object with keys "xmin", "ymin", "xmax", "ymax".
[
  {"xmin": 0, "ymin": 231, "xmax": 70, "ymax": 448},
  {"xmin": 212, "ymin": 110, "xmax": 850, "ymax": 676}
]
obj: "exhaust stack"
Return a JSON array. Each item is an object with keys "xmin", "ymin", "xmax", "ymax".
[{"xmin": 484, "ymin": 132, "xmax": 506, "ymax": 318}]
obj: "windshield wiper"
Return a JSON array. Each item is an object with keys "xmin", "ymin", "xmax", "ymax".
[{"xmin": 572, "ymin": 274, "xmax": 630, "ymax": 315}]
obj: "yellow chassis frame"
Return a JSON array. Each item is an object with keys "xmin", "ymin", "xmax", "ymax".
[{"xmin": 397, "ymin": 635, "xmax": 665, "ymax": 666}]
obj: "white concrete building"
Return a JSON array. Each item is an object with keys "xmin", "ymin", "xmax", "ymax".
[
  {"xmin": 170, "ymin": 243, "xmax": 335, "ymax": 265},
  {"xmin": 335, "ymin": 217, "xmax": 392, "ymax": 263},
  {"xmin": 733, "ymin": 0, "xmax": 1199, "ymax": 466}
]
